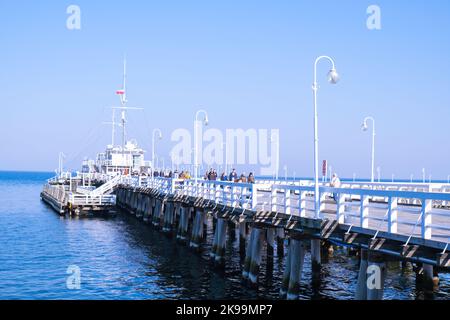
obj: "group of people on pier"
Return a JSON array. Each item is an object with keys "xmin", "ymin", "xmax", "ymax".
[
  {"xmin": 150, "ymin": 168, "xmax": 256, "ymax": 184},
  {"xmin": 205, "ymin": 168, "xmax": 256, "ymax": 184}
]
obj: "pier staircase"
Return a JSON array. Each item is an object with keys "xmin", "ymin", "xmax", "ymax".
[{"xmin": 90, "ymin": 175, "xmax": 122, "ymax": 196}]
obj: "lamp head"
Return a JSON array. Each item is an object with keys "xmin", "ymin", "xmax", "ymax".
[
  {"xmin": 159, "ymin": 132, "xmax": 163, "ymax": 140},
  {"xmin": 327, "ymin": 68, "xmax": 339, "ymax": 84},
  {"xmin": 361, "ymin": 122, "xmax": 368, "ymax": 132},
  {"xmin": 204, "ymin": 117, "xmax": 209, "ymax": 126}
]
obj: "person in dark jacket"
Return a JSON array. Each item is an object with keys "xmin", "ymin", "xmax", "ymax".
[
  {"xmin": 248, "ymin": 172, "xmax": 255, "ymax": 184},
  {"xmin": 229, "ymin": 169, "xmax": 238, "ymax": 182}
]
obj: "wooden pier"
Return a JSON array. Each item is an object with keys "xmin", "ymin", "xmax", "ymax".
[
  {"xmin": 112, "ymin": 176, "xmax": 450, "ymax": 300},
  {"xmin": 41, "ymin": 173, "xmax": 450, "ymax": 299}
]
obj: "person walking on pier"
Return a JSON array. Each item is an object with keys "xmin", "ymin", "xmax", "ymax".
[
  {"xmin": 248, "ymin": 172, "xmax": 255, "ymax": 184},
  {"xmin": 220, "ymin": 172, "xmax": 228, "ymax": 181},
  {"xmin": 330, "ymin": 173, "xmax": 341, "ymax": 201},
  {"xmin": 229, "ymin": 169, "xmax": 238, "ymax": 182}
]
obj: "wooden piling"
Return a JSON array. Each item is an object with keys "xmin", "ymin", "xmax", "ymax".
[
  {"xmin": 190, "ymin": 209, "xmax": 205, "ymax": 250},
  {"xmin": 366, "ymin": 252, "xmax": 386, "ymax": 300},
  {"xmin": 280, "ymin": 238, "xmax": 291, "ymax": 297},
  {"xmin": 177, "ymin": 206, "xmax": 190, "ymax": 242},
  {"xmin": 239, "ymin": 220, "xmax": 247, "ymax": 256},
  {"xmin": 276, "ymin": 228, "xmax": 285, "ymax": 258},
  {"xmin": 248, "ymin": 227, "xmax": 265, "ymax": 286},
  {"xmin": 214, "ymin": 218, "xmax": 228, "ymax": 266},
  {"xmin": 162, "ymin": 201, "xmax": 174, "ymax": 233},
  {"xmin": 311, "ymin": 239, "xmax": 321, "ymax": 272},
  {"xmin": 266, "ymin": 228, "xmax": 275, "ymax": 258},
  {"xmin": 242, "ymin": 226, "xmax": 255, "ymax": 280},
  {"xmin": 355, "ymin": 249, "xmax": 368, "ymax": 300},
  {"xmin": 287, "ymin": 239, "xmax": 305, "ymax": 300}
]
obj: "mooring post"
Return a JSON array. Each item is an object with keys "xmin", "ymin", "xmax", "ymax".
[
  {"xmin": 248, "ymin": 227, "xmax": 265, "ymax": 286},
  {"xmin": 366, "ymin": 251, "xmax": 386, "ymax": 300},
  {"xmin": 355, "ymin": 249, "xmax": 368, "ymax": 300},
  {"xmin": 287, "ymin": 239, "xmax": 305, "ymax": 300}
]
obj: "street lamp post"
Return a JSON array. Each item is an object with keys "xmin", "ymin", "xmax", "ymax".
[
  {"xmin": 152, "ymin": 128, "xmax": 162, "ymax": 177},
  {"xmin": 194, "ymin": 109, "xmax": 209, "ymax": 187},
  {"xmin": 312, "ymin": 55, "xmax": 339, "ymax": 219},
  {"xmin": 311, "ymin": 56, "xmax": 339, "ymax": 272},
  {"xmin": 361, "ymin": 116, "xmax": 376, "ymax": 183}
]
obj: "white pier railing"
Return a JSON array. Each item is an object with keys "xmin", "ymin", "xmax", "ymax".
[
  {"xmin": 68, "ymin": 193, "xmax": 116, "ymax": 206},
  {"xmin": 133, "ymin": 177, "xmax": 450, "ymax": 244}
]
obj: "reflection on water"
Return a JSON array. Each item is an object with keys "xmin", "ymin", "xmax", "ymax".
[{"xmin": 0, "ymin": 171, "xmax": 448, "ymax": 300}]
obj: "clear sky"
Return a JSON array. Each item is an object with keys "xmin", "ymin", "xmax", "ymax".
[{"xmin": 1, "ymin": 0, "xmax": 450, "ymax": 179}]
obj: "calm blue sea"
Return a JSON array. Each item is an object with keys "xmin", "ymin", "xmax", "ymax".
[{"xmin": 0, "ymin": 171, "xmax": 448, "ymax": 300}]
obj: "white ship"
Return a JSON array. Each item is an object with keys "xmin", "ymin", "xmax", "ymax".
[{"xmin": 41, "ymin": 60, "xmax": 153, "ymax": 216}]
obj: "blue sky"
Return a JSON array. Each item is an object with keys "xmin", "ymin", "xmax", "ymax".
[{"xmin": 1, "ymin": 1, "xmax": 449, "ymax": 179}]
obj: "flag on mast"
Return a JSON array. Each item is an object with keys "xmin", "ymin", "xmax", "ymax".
[{"xmin": 116, "ymin": 89, "xmax": 125, "ymax": 95}]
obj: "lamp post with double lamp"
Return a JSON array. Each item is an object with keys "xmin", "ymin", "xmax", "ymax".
[
  {"xmin": 361, "ymin": 116, "xmax": 376, "ymax": 183},
  {"xmin": 312, "ymin": 56, "xmax": 339, "ymax": 219},
  {"xmin": 194, "ymin": 109, "xmax": 209, "ymax": 188},
  {"xmin": 152, "ymin": 129, "xmax": 162, "ymax": 178}
]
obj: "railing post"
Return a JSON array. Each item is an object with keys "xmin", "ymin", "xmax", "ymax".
[
  {"xmin": 319, "ymin": 190, "xmax": 326, "ymax": 217},
  {"xmin": 299, "ymin": 191, "xmax": 307, "ymax": 217},
  {"xmin": 170, "ymin": 178, "xmax": 176, "ymax": 194},
  {"xmin": 222, "ymin": 185, "xmax": 227, "ymax": 206},
  {"xmin": 388, "ymin": 197, "xmax": 398, "ymax": 233},
  {"xmin": 360, "ymin": 195, "xmax": 369, "ymax": 228},
  {"xmin": 232, "ymin": 186, "xmax": 238, "ymax": 207},
  {"xmin": 271, "ymin": 186, "xmax": 277, "ymax": 212},
  {"xmin": 336, "ymin": 193, "xmax": 346, "ymax": 223},
  {"xmin": 284, "ymin": 188, "xmax": 291, "ymax": 215},
  {"xmin": 251, "ymin": 184, "xmax": 258, "ymax": 210},
  {"xmin": 421, "ymin": 199, "xmax": 432, "ymax": 239}
]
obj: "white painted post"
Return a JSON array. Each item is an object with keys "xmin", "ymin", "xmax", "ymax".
[
  {"xmin": 388, "ymin": 197, "xmax": 398, "ymax": 233},
  {"xmin": 284, "ymin": 188, "xmax": 291, "ymax": 215},
  {"xmin": 251, "ymin": 184, "xmax": 258, "ymax": 210},
  {"xmin": 299, "ymin": 191, "xmax": 307, "ymax": 217},
  {"xmin": 360, "ymin": 195, "xmax": 369, "ymax": 228},
  {"xmin": 232, "ymin": 186, "xmax": 238, "ymax": 207},
  {"xmin": 421, "ymin": 199, "xmax": 432, "ymax": 239},
  {"xmin": 271, "ymin": 185, "xmax": 278, "ymax": 212},
  {"xmin": 220, "ymin": 185, "xmax": 225, "ymax": 206},
  {"xmin": 319, "ymin": 191, "xmax": 326, "ymax": 217},
  {"xmin": 336, "ymin": 193, "xmax": 346, "ymax": 223}
]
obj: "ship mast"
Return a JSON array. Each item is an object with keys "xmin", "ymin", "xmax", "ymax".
[{"xmin": 114, "ymin": 58, "xmax": 143, "ymax": 151}]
